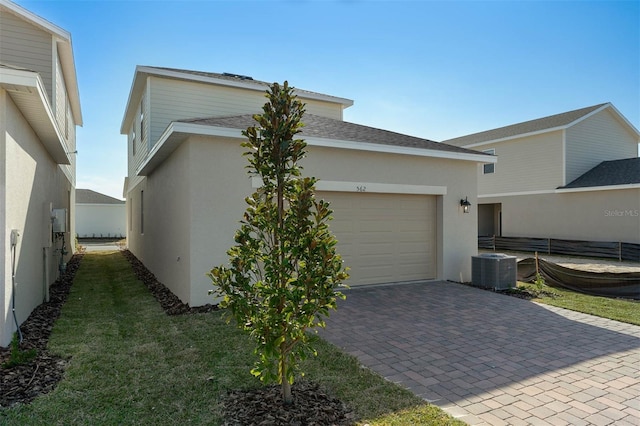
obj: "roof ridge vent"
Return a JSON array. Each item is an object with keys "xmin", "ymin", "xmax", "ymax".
[{"xmin": 222, "ymin": 72, "xmax": 253, "ymax": 81}]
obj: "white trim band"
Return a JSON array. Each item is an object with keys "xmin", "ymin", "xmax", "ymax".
[{"xmin": 251, "ymin": 177, "xmax": 447, "ymax": 195}]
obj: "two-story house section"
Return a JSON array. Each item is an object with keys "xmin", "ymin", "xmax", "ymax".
[
  {"xmin": 444, "ymin": 103, "xmax": 640, "ymax": 245},
  {"xmin": 0, "ymin": 0, "xmax": 82, "ymax": 346},
  {"xmin": 121, "ymin": 66, "xmax": 495, "ymax": 307}
]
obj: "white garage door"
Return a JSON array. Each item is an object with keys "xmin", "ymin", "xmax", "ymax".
[{"xmin": 318, "ymin": 192, "xmax": 437, "ymax": 286}]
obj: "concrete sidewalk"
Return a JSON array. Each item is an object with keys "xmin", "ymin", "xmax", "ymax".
[{"xmin": 319, "ymin": 281, "xmax": 640, "ymax": 425}]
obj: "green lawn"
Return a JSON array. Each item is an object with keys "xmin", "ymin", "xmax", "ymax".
[
  {"xmin": 1, "ymin": 252, "xmax": 462, "ymax": 425},
  {"xmin": 517, "ymin": 282, "xmax": 640, "ymax": 326}
]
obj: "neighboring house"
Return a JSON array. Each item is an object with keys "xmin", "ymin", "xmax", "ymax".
[
  {"xmin": 444, "ymin": 103, "xmax": 640, "ymax": 245},
  {"xmin": 76, "ymin": 189, "xmax": 126, "ymax": 239},
  {"xmin": 0, "ymin": 0, "xmax": 82, "ymax": 346},
  {"xmin": 121, "ymin": 66, "xmax": 495, "ymax": 307}
]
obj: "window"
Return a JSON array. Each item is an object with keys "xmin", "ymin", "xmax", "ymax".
[
  {"xmin": 64, "ymin": 97, "xmax": 69, "ymax": 140},
  {"xmin": 140, "ymin": 107, "xmax": 145, "ymax": 145},
  {"xmin": 140, "ymin": 190, "xmax": 144, "ymax": 234},
  {"xmin": 132, "ymin": 127, "xmax": 136, "ymax": 156},
  {"xmin": 483, "ymin": 149, "xmax": 495, "ymax": 174}
]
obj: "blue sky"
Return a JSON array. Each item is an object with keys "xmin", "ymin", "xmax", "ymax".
[{"xmin": 15, "ymin": 0, "xmax": 640, "ymax": 200}]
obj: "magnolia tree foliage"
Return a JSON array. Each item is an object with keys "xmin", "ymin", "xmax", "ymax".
[{"xmin": 208, "ymin": 81, "xmax": 348, "ymax": 404}]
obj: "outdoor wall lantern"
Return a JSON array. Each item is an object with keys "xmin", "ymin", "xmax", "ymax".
[{"xmin": 460, "ymin": 197, "xmax": 471, "ymax": 214}]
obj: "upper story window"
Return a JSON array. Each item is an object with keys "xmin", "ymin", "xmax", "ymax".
[
  {"xmin": 64, "ymin": 96, "xmax": 69, "ymax": 140},
  {"xmin": 483, "ymin": 149, "xmax": 495, "ymax": 174},
  {"xmin": 140, "ymin": 108, "xmax": 145, "ymax": 145},
  {"xmin": 132, "ymin": 127, "xmax": 137, "ymax": 156}
]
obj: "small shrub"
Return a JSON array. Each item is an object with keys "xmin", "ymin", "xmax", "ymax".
[{"xmin": 2, "ymin": 334, "xmax": 37, "ymax": 369}]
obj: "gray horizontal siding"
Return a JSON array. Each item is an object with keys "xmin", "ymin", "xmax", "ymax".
[
  {"xmin": 566, "ymin": 109, "xmax": 638, "ymax": 184},
  {"xmin": 0, "ymin": 11, "xmax": 53, "ymax": 101}
]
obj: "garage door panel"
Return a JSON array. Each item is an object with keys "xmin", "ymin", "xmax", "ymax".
[{"xmin": 319, "ymin": 191, "xmax": 437, "ymax": 286}]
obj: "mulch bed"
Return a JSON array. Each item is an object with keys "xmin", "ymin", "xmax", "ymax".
[
  {"xmin": 2, "ymin": 249, "xmax": 354, "ymax": 425},
  {"xmin": 0, "ymin": 253, "xmax": 83, "ymax": 408},
  {"xmin": 121, "ymin": 250, "xmax": 218, "ymax": 315},
  {"xmin": 223, "ymin": 381, "xmax": 354, "ymax": 426}
]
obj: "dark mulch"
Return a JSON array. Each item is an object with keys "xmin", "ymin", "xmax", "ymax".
[
  {"xmin": 0, "ymin": 253, "xmax": 83, "ymax": 408},
  {"xmin": 121, "ymin": 250, "xmax": 218, "ymax": 315},
  {"xmin": 223, "ymin": 381, "xmax": 354, "ymax": 426}
]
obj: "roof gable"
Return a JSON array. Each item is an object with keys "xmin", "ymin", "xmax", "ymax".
[
  {"xmin": 560, "ymin": 157, "xmax": 640, "ymax": 189},
  {"xmin": 444, "ymin": 103, "xmax": 611, "ymax": 147}
]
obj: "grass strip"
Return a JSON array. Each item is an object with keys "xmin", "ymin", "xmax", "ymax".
[
  {"xmin": 1, "ymin": 251, "xmax": 463, "ymax": 425},
  {"xmin": 518, "ymin": 282, "xmax": 640, "ymax": 326}
]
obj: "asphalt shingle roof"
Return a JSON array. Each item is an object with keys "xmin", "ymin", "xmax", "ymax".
[
  {"xmin": 179, "ymin": 113, "xmax": 487, "ymax": 156},
  {"xmin": 560, "ymin": 157, "xmax": 640, "ymax": 189},
  {"xmin": 443, "ymin": 103, "xmax": 608, "ymax": 147},
  {"xmin": 76, "ymin": 189, "xmax": 124, "ymax": 204}
]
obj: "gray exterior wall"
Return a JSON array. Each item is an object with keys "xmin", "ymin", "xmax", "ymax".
[
  {"xmin": 0, "ymin": 9, "xmax": 53, "ymax": 100},
  {"xmin": 477, "ymin": 130, "xmax": 564, "ymax": 195},
  {"xmin": 565, "ymin": 108, "xmax": 639, "ymax": 184}
]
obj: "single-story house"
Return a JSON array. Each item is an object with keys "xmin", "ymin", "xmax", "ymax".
[
  {"xmin": 76, "ymin": 189, "xmax": 126, "ymax": 239},
  {"xmin": 0, "ymin": 0, "xmax": 82, "ymax": 346},
  {"xmin": 444, "ymin": 103, "xmax": 640, "ymax": 245},
  {"xmin": 121, "ymin": 66, "xmax": 495, "ymax": 307}
]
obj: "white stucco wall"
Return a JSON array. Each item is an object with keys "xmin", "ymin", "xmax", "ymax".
[
  {"xmin": 127, "ymin": 134, "xmax": 480, "ymax": 307},
  {"xmin": 1, "ymin": 91, "xmax": 73, "ymax": 347},
  {"xmin": 76, "ymin": 204, "xmax": 126, "ymax": 238}
]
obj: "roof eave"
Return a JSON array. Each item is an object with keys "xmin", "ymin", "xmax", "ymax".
[
  {"xmin": 556, "ymin": 183, "xmax": 640, "ymax": 193},
  {"xmin": 56, "ymin": 38, "xmax": 82, "ymax": 126},
  {"xmin": 137, "ymin": 121, "xmax": 496, "ymax": 176},
  {"xmin": 452, "ymin": 125, "xmax": 569, "ymax": 149},
  {"xmin": 1, "ymin": 67, "xmax": 70, "ymax": 164}
]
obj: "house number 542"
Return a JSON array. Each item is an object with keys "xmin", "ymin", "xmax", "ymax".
[{"xmin": 356, "ymin": 186, "xmax": 366, "ymax": 192}]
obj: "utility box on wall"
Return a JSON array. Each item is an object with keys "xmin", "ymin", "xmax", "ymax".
[{"xmin": 52, "ymin": 208, "xmax": 67, "ymax": 233}]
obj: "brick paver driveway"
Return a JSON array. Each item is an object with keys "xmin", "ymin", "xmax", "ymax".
[{"xmin": 319, "ymin": 281, "xmax": 640, "ymax": 425}]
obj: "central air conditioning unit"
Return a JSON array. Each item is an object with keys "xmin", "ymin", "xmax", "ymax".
[{"xmin": 472, "ymin": 253, "xmax": 517, "ymax": 290}]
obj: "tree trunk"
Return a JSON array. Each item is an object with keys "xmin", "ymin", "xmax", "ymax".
[
  {"xmin": 282, "ymin": 379, "xmax": 292, "ymax": 405},
  {"xmin": 280, "ymin": 347, "xmax": 293, "ymax": 405}
]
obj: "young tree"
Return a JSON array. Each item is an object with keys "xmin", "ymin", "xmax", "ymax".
[{"xmin": 208, "ymin": 81, "xmax": 348, "ymax": 405}]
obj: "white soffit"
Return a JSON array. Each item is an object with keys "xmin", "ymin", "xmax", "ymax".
[{"xmin": 0, "ymin": 67, "xmax": 69, "ymax": 164}]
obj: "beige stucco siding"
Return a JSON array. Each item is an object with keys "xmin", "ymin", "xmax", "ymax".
[
  {"xmin": 130, "ymin": 134, "xmax": 479, "ymax": 306},
  {"xmin": 482, "ymin": 190, "xmax": 640, "ymax": 243},
  {"xmin": 188, "ymin": 136, "xmax": 252, "ymax": 306},
  {"xmin": 478, "ymin": 131, "xmax": 564, "ymax": 195},
  {"xmin": 565, "ymin": 109, "xmax": 639, "ymax": 184},
  {"xmin": 0, "ymin": 10, "xmax": 53, "ymax": 101},
  {"xmin": 1, "ymin": 91, "xmax": 73, "ymax": 346},
  {"xmin": 127, "ymin": 140, "xmax": 194, "ymax": 304},
  {"xmin": 159, "ymin": 137, "xmax": 478, "ymax": 306}
]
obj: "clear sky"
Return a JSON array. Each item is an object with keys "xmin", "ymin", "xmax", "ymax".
[{"xmin": 14, "ymin": 0, "xmax": 640, "ymax": 200}]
